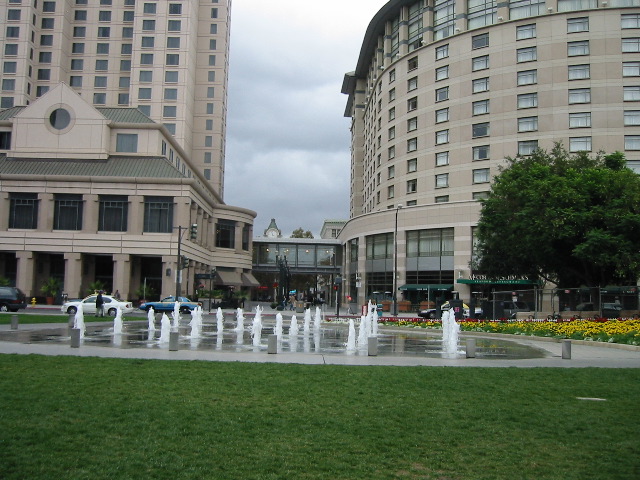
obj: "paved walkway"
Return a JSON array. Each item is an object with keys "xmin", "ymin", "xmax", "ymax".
[{"xmin": 1, "ymin": 314, "xmax": 639, "ymax": 368}]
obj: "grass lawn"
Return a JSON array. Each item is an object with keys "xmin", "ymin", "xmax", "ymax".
[{"xmin": 0, "ymin": 356, "xmax": 638, "ymax": 480}]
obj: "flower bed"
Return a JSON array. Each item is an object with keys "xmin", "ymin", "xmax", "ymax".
[{"xmin": 378, "ymin": 317, "xmax": 640, "ymax": 345}]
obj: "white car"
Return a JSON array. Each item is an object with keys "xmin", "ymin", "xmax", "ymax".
[{"xmin": 61, "ymin": 294, "xmax": 134, "ymax": 316}]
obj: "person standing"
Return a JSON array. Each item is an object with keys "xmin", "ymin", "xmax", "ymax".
[{"xmin": 96, "ymin": 291, "xmax": 105, "ymax": 317}]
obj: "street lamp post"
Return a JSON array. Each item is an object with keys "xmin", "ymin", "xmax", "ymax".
[{"xmin": 393, "ymin": 204, "xmax": 403, "ymax": 316}]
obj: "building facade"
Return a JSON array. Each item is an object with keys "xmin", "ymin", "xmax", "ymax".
[
  {"xmin": 340, "ymin": 0, "xmax": 640, "ymax": 310},
  {"xmin": 0, "ymin": 0, "xmax": 257, "ymax": 302}
]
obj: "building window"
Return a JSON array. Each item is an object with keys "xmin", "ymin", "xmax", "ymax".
[
  {"xmin": 510, "ymin": 0, "xmax": 544, "ymax": 20},
  {"xmin": 436, "ymin": 86, "xmax": 449, "ymax": 102},
  {"xmin": 94, "ymin": 76, "xmax": 107, "ymax": 88},
  {"xmin": 435, "ymin": 195, "xmax": 449, "ymax": 203},
  {"xmin": 3, "ymin": 62, "xmax": 17, "ymax": 74},
  {"xmin": 473, "ymin": 99, "xmax": 490, "ymax": 115},
  {"xmin": 518, "ymin": 140, "xmax": 538, "ymax": 155},
  {"xmin": 163, "ymin": 106, "xmax": 177, "ymax": 118},
  {"xmin": 559, "ymin": 0, "xmax": 596, "ymax": 12},
  {"xmin": 2, "ymin": 79, "xmax": 15, "ymax": 91},
  {"xmin": 625, "ymin": 135, "xmax": 640, "ymax": 150},
  {"xmin": 164, "ymin": 88, "xmax": 178, "ymax": 100},
  {"xmin": 568, "ymin": 64, "xmax": 590, "ymax": 80},
  {"xmin": 387, "ymin": 185, "xmax": 395, "ymax": 199},
  {"xmin": 73, "ymin": 26, "xmax": 86, "ymax": 38},
  {"xmin": 40, "ymin": 35, "xmax": 53, "ymax": 46},
  {"xmin": 37, "ymin": 69, "xmax": 50, "ymax": 80},
  {"xmin": 473, "ymin": 191, "xmax": 490, "ymax": 200},
  {"xmin": 388, "ymin": 146, "xmax": 395, "ymax": 160},
  {"xmin": 6, "ymin": 27, "xmax": 20, "ymax": 38},
  {"xmin": 517, "ymin": 92, "xmax": 538, "ymax": 108},
  {"xmin": 389, "ymin": 88, "xmax": 396, "ymax": 102},
  {"xmin": 518, "ymin": 116, "xmax": 538, "ymax": 132},
  {"xmin": 408, "ymin": 56, "xmax": 418, "ymax": 70},
  {"xmin": 472, "ymin": 32, "xmax": 489, "ymax": 49},
  {"xmin": 472, "ymin": 55, "xmax": 489, "ymax": 71},
  {"xmin": 518, "ymin": 69, "xmax": 537, "ymax": 85},
  {"xmin": 622, "ymin": 13, "xmax": 640, "ymax": 29},
  {"xmin": 436, "ymin": 107, "xmax": 449, "ymax": 123},
  {"xmin": 70, "ymin": 76, "xmax": 82, "ymax": 87},
  {"xmin": 408, "ymin": 158, "xmax": 418, "ymax": 173},
  {"xmin": 473, "ymin": 145, "xmax": 490, "ymax": 160},
  {"xmin": 95, "ymin": 60, "xmax": 108, "ymax": 71},
  {"xmin": 408, "ymin": 96, "xmax": 418, "ymax": 111},
  {"xmin": 98, "ymin": 11, "xmax": 111, "ymax": 22},
  {"xmin": 143, "ymin": 196, "xmax": 173, "ymax": 233},
  {"xmin": 116, "ymin": 133, "xmax": 138, "ymax": 153},
  {"xmin": 436, "ymin": 151, "xmax": 450, "ymax": 166},
  {"xmin": 516, "ymin": 23, "xmax": 536, "ymax": 40},
  {"xmin": 517, "ymin": 46, "xmax": 537, "ymax": 63},
  {"xmin": 407, "ymin": 179, "xmax": 417, "ymax": 193},
  {"xmin": 138, "ymin": 88, "xmax": 152, "ymax": 99},
  {"xmin": 139, "ymin": 71, "xmax": 152, "ymax": 82},
  {"xmin": 436, "ymin": 44, "xmax": 449, "ymax": 60},
  {"xmin": 7, "ymin": 9, "xmax": 21, "ymax": 21},
  {"xmin": 92, "ymin": 93, "xmax": 106, "ymax": 105},
  {"xmin": 408, "ymin": 76, "xmax": 418, "ymax": 91},
  {"xmin": 97, "ymin": 27, "xmax": 110, "ymax": 38},
  {"xmin": 473, "ymin": 168, "xmax": 490, "ymax": 183},
  {"xmin": 216, "ymin": 220, "xmax": 236, "ymax": 248},
  {"xmin": 436, "ymin": 173, "xmax": 449, "ymax": 188},
  {"xmin": 54, "ymin": 194, "xmax": 83, "ymax": 231},
  {"xmin": 140, "ymin": 54, "xmax": 153, "ymax": 65},
  {"xmin": 569, "ymin": 88, "xmax": 591, "ymax": 104},
  {"xmin": 41, "ymin": 18, "xmax": 55, "ymax": 29},
  {"xmin": 98, "ymin": 195, "xmax": 128, "ymax": 232},
  {"xmin": 568, "ymin": 40, "xmax": 590, "ymax": 56},
  {"xmin": 142, "ymin": 19, "xmax": 155, "ymax": 31},
  {"xmin": 623, "ymin": 38, "xmax": 640, "ymax": 53},
  {"xmin": 436, "ymin": 129, "xmax": 449, "ymax": 144},
  {"xmin": 472, "ymin": 77, "xmax": 489, "ymax": 93},
  {"xmin": 624, "ymin": 110, "xmax": 640, "ymax": 126},
  {"xmin": 407, "ymin": 117, "xmax": 418, "ymax": 131},
  {"xmin": 165, "ymin": 71, "xmax": 178, "ymax": 83},
  {"xmin": 567, "ymin": 17, "xmax": 589, "ymax": 33},
  {"xmin": 5, "ymin": 44, "xmax": 18, "ymax": 56},
  {"xmin": 141, "ymin": 36, "xmax": 155, "ymax": 48},
  {"xmin": 167, "ymin": 37, "xmax": 180, "ymax": 48},
  {"xmin": 407, "ymin": 137, "xmax": 418, "ymax": 152},
  {"xmin": 118, "ymin": 93, "xmax": 129, "ymax": 105},
  {"xmin": 624, "ymin": 61, "xmax": 640, "ymax": 77},
  {"xmin": 9, "ymin": 193, "xmax": 38, "ymax": 229},
  {"xmin": 472, "ymin": 122, "xmax": 490, "ymax": 137},
  {"xmin": 624, "ymin": 86, "xmax": 640, "ymax": 101},
  {"xmin": 569, "ymin": 136, "xmax": 592, "ymax": 152},
  {"xmin": 168, "ymin": 20, "xmax": 181, "ymax": 32},
  {"xmin": 435, "ymin": 66, "xmax": 449, "ymax": 82},
  {"xmin": 388, "ymin": 126, "xmax": 396, "ymax": 141},
  {"xmin": 569, "ymin": 112, "xmax": 591, "ymax": 128}
]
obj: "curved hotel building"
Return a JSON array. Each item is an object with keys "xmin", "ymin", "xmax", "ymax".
[{"xmin": 340, "ymin": 0, "xmax": 640, "ymax": 309}]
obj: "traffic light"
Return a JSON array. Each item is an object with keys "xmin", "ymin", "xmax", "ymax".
[
  {"xmin": 190, "ymin": 223, "xmax": 198, "ymax": 240},
  {"xmin": 181, "ymin": 256, "xmax": 189, "ymax": 268}
]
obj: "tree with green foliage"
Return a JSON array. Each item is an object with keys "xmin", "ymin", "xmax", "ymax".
[
  {"xmin": 474, "ymin": 144, "xmax": 640, "ymax": 287},
  {"xmin": 290, "ymin": 228, "xmax": 314, "ymax": 238}
]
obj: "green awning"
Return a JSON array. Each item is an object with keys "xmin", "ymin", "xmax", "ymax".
[
  {"xmin": 457, "ymin": 279, "xmax": 537, "ymax": 285},
  {"xmin": 398, "ymin": 284, "xmax": 453, "ymax": 291}
]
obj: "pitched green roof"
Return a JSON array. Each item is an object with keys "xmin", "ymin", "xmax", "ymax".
[
  {"xmin": 0, "ymin": 106, "xmax": 154, "ymax": 124},
  {"xmin": 0, "ymin": 155, "xmax": 185, "ymax": 179}
]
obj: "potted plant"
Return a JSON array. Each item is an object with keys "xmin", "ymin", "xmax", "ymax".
[
  {"xmin": 86, "ymin": 280, "xmax": 106, "ymax": 296},
  {"xmin": 135, "ymin": 284, "xmax": 156, "ymax": 304},
  {"xmin": 41, "ymin": 277, "xmax": 61, "ymax": 305}
]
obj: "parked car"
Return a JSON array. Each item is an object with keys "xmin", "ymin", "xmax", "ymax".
[
  {"xmin": 138, "ymin": 296, "xmax": 202, "ymax": 314},
  {"xmin": 418, "ymin": 302, "xmax": 470, "ymax": 319},
  {"xmin": 575, "ymin": 302, "xmax": 622, "ymax": 318},
  {"xmin": 0, "ymin": 286, "xmax": 27, "ymax": 312},
  {"xmin": 61, "ymin": 294, "xmax": 134, "ymax": 316},
  {"xmin": 500, "ymin": 301, "xmax": 531, "ymax": 319}
]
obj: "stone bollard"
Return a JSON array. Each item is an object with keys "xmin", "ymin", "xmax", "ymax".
[
  {"xmin": 169, "ymin": 331, "xmax": 180, "ymax": 351},
  {"xmin": 466, "ymin": 338, "xmax": 476, "ymax": 358},
  {"xmin": 70, "ymin": 328, "xmax": 81, "ymax": 348},
  {"xmin": 562, "ymin": 339, "xmax": 571, "ymax": 360},
  {"xmin": 368, "ymin": 336, "xmax": 378, "ymax": 356},
  {"xmin": 10, "ymin": 314, "xmax": 18, "ymax": 330},
  {"xmin": 267, "ymin": 334, "xmax": 278, "ymax": 354}
]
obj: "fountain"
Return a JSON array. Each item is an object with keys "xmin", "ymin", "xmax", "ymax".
[
  {"xmin": 147, "ymin": 307, "xmax": 156, "ymax": 332},
  {"xmin": 159, "ymin": 313, "xmax": 171, "ymax": 343},
  {"xmin": 73, "ymin": 303, "xmax": 86, "ymax": 339},
  {"xmin": 235, "ymin": 308, "xmax": 244, "ymax": 332},
  {"xmin": 251, "ymin": 305, "xmax": 263, "ymax": 347},
  {"xmin": 303, "ymin": 308, "xmax": 311, "ymax": 334},
  {"xmin": 113, "ymin": 306, "xmax": 123, "ymax": 335},
  {"xmin": 171, "ymin": 302, "xmax": 181, "ymax": 329},
  {"xmin": 289, "ymin": 315, "xmax": 299, "ymax": 337},
  {"xmin": 313, "ymin": 306, "xmax": 321, "ymax": 331},
  {"xmin": 275, "ymin": 313, "xmax": 283, "ymax": 339},
  {"xmin": 346, "ymin": 318, "xmax": 357, "ymax": 352},
  {"xmin": 216, "ymin": 307, "xmax": 224, "ymax": 335},
  {"xmin": 189, "ymin": 306, "xmax": 203, "ymax": 339},
  {"xmin": 441, "ymin": 307, "xmax": 460, "ymax": 357}
]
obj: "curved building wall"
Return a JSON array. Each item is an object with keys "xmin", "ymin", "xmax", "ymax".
[{"xmin": 341, "ymin": 0, "xmax": 640, "ymax": 308}]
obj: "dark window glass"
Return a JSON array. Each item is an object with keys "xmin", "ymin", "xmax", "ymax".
[
  {"xmin": 9, "ymin": 193, "xmax": 38, "ymax": 229},
  {"xmin": 99, "ymin": 195, "xmax": 128, "ymax": 232},
  {"xmin": 216, "ymin": 220, "xmax": 236, "ymax": 248},
  {"xmin": 143, "ymin": 196, "xmax": 173, "ymax": 233},
  {"xmin": 54, "ymin": 194, "xmax": 83, "ymax": 230}
]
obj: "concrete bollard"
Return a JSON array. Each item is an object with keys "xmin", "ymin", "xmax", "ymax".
[
  {"xmin": 267, "ymin": 334, "xmax": 278, "ymax": 354},
  {"xmin": 70, "ymin": 328, "xmax": 81, "ymax": 348},
  {"xmin": 368, "ymin": 336, "xmax": 378, "ymax": 356},
  {"xmin": 10, "ymin": 314, "xmax": 18, "ymax": 330},
  {"xmin": 169, "ymin": 330, "xmax": 180, "ymax": 351},
  {"xmin": 562, "ymin": 339, "xmax": 571, "ymax": 359},
  {"xmin": 466, "ymin": 338, "xmax": 476, "ymax": 358}
]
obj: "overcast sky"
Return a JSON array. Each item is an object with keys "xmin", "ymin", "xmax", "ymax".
[{"xmin": 224, "ymin": 0, "xmax": 388, "ymax": 237}]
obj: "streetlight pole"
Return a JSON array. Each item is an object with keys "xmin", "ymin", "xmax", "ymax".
[{"xmin": 393, "ymin": 204, "xmax": 403, "ymax": 316}]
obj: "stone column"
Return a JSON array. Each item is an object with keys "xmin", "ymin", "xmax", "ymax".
[
  {"xmin": 162, "ymin": 255, "xmax": 177, "ymax": 298},
  {"xmin": 40, "ymin": 193, "xmax": 54, "ymax": 231},
  {"xmin": 112, "ymin": 254, "xmax": 131, "ymax": 300},
  {"xmin": 64, "ymin": 252, "xmax": 83, "ymax": 298},
  {"xmin": 129, "ymin": 196, "xmax": 144, "ymax": 234},
  {"xmin": 0, "ymin": 192, "xmax": 9, "ymax": 230},
  {"xmin": 15, "ymin": 251, "xmax": 35, "ymax": 297},
  {"xmin": 83, "ymin": 194, "xmax": 99, "ymax": 233}
]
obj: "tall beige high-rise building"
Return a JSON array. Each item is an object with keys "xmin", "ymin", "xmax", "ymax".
[
  {"xmin": 0, "ymin": 0, "xmax": 258, "ymax": 303},
  {"xmin": 340, "ymin": 0, "xmax": 640, "ymax": 313}
]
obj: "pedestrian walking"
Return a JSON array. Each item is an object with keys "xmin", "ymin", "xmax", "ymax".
[{"xmin": 96, "ymin": 291, "xmax": 105, "ymax": 317}]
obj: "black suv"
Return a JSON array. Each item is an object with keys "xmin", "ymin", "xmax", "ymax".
[{"xmin": 0, "ymin": 286, "xmax": 27, "ymax": 312}]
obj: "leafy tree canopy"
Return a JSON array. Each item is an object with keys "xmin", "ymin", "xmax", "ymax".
[
  {"xmin": 291, "ymin": 228, "xmax": 314, "ymax": 238},
  {"xmin": 474, "ymin": 144, "xmax": 640, "ymax": 287}
]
